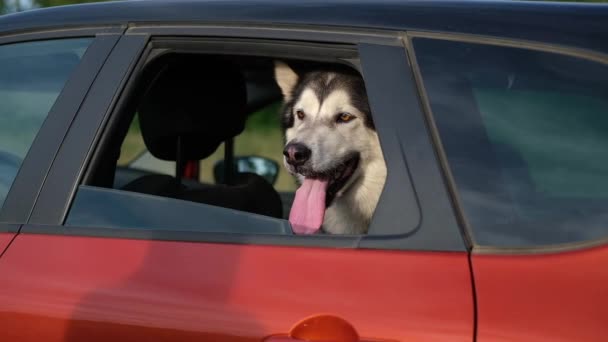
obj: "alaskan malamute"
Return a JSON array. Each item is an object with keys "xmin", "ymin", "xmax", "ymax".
[{"xmin": 274, "ymin": 61, "xmax": 387, "ymax": 235}]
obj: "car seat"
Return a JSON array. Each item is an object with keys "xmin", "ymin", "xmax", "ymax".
[{"xmin": 121, "ymin": 54, "xmax": 283, "ymax": 218}]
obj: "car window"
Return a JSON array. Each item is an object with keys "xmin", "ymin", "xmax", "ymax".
[
  {"xmin": 73, "ymin": 52, "xmax": 388, "ymax": 237},
  {"xmin": 202, "ymin": 102, "xmax": 297, "ymax": 193},
  {"xmin": 414, "ymin": 38, "xmax": 608, "ymax": 247},
  {"xmin": 0, "ymin": 38, "xmax": 92, "ymax": 208}
]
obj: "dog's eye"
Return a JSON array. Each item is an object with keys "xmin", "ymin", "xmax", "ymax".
[
  {"xmin": 295, "ymin": 109, "xmax": 305, "ymax": 120},
  {"xmin": 336, "ymin": 112, "xmax": 355, "ymax": 123}
]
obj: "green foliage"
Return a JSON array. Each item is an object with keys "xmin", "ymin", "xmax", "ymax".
[
  {"xmin": 245, "ymin": 102, "xmax": 282, "ymax": 132},
  {"xmin": 0, "ymin": 0, "xmax": 110, "ymax": 14},
  {"xmin": 34, "ymin": 0, "xmax": 110, "ymax": 7}
]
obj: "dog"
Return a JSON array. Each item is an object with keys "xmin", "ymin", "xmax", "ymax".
[{"xmin": 274, "ymin": 61, "xmax": 387, "ymax": 235}]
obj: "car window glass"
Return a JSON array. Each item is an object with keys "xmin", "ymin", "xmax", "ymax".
[
  {"xmin": 415, "ymin": 38, "xmax": 608, "ymax": 247},
  {"xmin": 0, "ymin": 38, "xmax": 92, "ymax": 208}
]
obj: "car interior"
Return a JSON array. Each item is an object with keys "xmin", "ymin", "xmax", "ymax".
[{"xmin": 87, "ymin": 51, "xmax": 355, "ymax": 221}]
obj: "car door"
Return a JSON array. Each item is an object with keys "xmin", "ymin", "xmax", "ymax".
[
  {"xmin": 0, "ymin": 27, "xmax": 474, "ymax": 342},
  {"xmin": 0, "ymin": 29, "xmax": 121, "ymax": 254},
  {"xmin": 412, "ymin": 34, "xmax": 608, "ymax": 341}
]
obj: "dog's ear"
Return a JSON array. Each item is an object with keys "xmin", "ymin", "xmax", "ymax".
[{"xmin": 274, "ymin": 61, "xmax": 299, "ymax": 101}]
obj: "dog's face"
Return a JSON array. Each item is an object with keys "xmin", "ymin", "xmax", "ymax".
[{"xmin": 275, "ymin": 61, "xmax": 378, "ymax": 208}]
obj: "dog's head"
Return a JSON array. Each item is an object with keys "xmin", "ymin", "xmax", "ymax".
[{"xmin": 275, "ymin": 61, "xmax": 382, "ymax": 234}]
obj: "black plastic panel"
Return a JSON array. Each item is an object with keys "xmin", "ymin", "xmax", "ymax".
[
  {"xmin": 29, "ymin": 35, "xmax": 149, "ymax": 225},
  {"xmin": 358, "ymin": 43, "xmax": 467, "ymax": 251},
  {"xmin": 67, "ymin": 186, "xmax": 292, "ymax": 234}
]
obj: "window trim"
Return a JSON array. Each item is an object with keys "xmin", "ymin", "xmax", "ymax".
[
  {"xmin": 0, "ymin": 33, "xmax": 121, "ymax": 225},
  {"xmin": 473, "ymin": 236, "xmax": 608, "ymax": 255},
  {"xmin": 0, "ymin": 25, "xmax": 124, "ymax": 46},
  {"xmin": 126, "ymin": 24, "xmax": 401, "ymax": 46},
  {"xmin": 407, "ymin": 30, "xmax": 608, "ymax": 254},
  {"xmin": 27, "ymin": 25, "xmax": 467, "ymax": 252},
  {"xmin": 408, "ymin": 31, "xmax": 608, "ymax": 66},
  {"xmin": 67, "ymin": 185, "xmax": 294, "ymax": 235}
]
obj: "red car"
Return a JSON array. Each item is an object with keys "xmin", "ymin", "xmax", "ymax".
[{"xmin": 0, "ymin": 0, "xmax": 607, "ymax": 341}]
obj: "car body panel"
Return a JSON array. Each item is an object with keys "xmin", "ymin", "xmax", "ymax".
[
  {"xmin": 0, "ymin": 233, "xmax": 474, "ymax": 341},
  {"xmin": 472, "ymin": 244, "xmax": 608, "ymax": 341},
  {"xmin": 0, "ymin": 31, "xmax": 476, "ymax": 340}
]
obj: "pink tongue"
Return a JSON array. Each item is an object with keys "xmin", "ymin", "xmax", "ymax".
[{"xmin": 289, "ymin": 178, "xmax": 328, "ymax": 234}]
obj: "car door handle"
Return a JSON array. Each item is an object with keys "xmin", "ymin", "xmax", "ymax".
[{"xmin": 264, "ymin": 314, "xmax": 397, "ymax": 342}]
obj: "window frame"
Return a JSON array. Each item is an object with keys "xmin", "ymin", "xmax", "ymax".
[
  {"xmin": 26, "ymin": 25, "xmax": 468, "ymax": 252},
  {"xmin": 0, "ymin": 26, "xmax": 124, "ymax": 229},
  {"xmin": 407, "ymin": 30, "xmax": 608, "ymax": 253}
]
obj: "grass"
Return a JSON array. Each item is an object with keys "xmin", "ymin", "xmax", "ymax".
[{"xmin": 118, "ymin": 115, "xmax": 145, "ymax": 165}]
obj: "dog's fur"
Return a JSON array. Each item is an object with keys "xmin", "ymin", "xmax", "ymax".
[{"xmin": 275, "ymin": 61, "xmax": 387, "ymax": 234}]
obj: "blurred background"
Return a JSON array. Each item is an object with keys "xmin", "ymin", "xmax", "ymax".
[
  {"xmin": 0, "ymin": 0, "xmax": 107, "ymax": 14},
  {"xmin": 1, "ymin": 0, "xmax": 607, "ymax": 15}
]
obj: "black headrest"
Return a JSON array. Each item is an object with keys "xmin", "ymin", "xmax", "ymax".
[{"xmin": 138, "ymin": 55, "xmax": 247, "ymax": 161}]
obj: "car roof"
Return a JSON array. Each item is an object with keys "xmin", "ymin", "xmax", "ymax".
[{"xmin": 1, "ymin": 0, "xmax": 608, "ymax": 53}]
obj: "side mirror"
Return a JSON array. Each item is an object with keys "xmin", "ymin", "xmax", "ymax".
[{"xmin": 214, "ymin": 156, "xmax": 279, "ymax": 186}]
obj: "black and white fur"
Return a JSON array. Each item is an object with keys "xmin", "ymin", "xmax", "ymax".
[{"xmin": 275, "ymin": 61, "xmax": 387, "ymax": 234}]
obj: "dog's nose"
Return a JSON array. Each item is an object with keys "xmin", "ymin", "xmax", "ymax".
[{"xmin": 283, "ymin": 142, "xmax": 311, "ymax": 166}]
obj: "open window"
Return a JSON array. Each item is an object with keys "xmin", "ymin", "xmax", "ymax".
[
  {"xmin": 66, "ymin": 38, "xmax": 389, "ymax": 237},
  {"xmin": 109, "ymin": 54, "xmax": 297, "ymax": 219}
]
